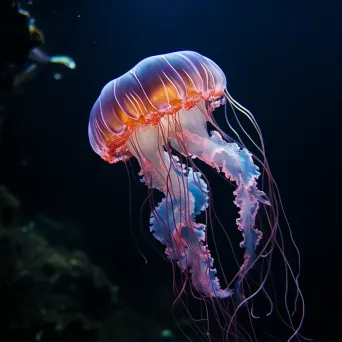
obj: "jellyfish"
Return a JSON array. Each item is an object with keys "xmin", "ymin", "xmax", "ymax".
[{"xmin": 88, "ymin": 51, "xmax": 304, "ymax": 340}]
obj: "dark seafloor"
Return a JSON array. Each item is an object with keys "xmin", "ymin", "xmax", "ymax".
[{"xmin": 0, "ymin": 0, "xmax": 341, "ymax": 341}]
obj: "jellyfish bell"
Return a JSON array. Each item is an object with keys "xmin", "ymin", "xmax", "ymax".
[
  {"xmin": 88, "ymin": 51, "xmax": 305, "ymax": 341},
  {"xmin": 88, "ymin": 51, "xmax": 225, "ymax": 162}
]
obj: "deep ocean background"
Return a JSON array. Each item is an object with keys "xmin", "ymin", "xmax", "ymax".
[{"xmin": 1, "ymin": 0, "xmax": 341, "ymax": 340}]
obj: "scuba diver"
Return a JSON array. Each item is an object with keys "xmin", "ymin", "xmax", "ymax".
[
  {"xmin": 0, "ymin": 0, "xmax": 76, "ymax": 88},
  {"xmin": 0, "ymin": 0, "xmax": 76, "ymax": 159}
]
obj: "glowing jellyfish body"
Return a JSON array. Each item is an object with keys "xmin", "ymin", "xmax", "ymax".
[{"xmin": 88, "ymin": 51, "xmax": 304, "ymax": 340}]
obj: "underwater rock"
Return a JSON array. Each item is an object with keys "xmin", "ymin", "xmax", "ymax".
[
  {"xmin": 0, "ymin": 186, "xmax": 180, "ymax": 341},
  {"xmin": 0, "ymin": 185, "xmax": 20, "ymax": 226},
  {"xmin": 0, "ymin": 190, "xmax": 114, "ymax": 340}
]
